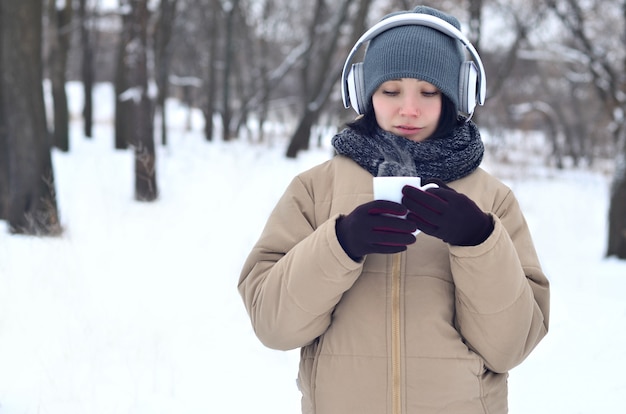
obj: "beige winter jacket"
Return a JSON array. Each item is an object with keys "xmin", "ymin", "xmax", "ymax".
[{"xmin": 238, "ymin": 155, "xmax": 549, "ymax": 414}]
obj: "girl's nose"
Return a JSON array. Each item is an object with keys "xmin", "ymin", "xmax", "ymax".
[{"xmin": 399, "ymin": 95, "xmax": 421, "ymax": 117}]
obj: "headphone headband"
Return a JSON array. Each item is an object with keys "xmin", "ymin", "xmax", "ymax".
[{"xmin": 341, "ymin": 13, "xmax": 486, "ymax": 112}]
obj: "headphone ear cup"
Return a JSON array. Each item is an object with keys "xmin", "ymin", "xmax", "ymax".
[
  {"xmin": 347, "ymin": 63, "xmax": 366, "ymax": 115},
  {"xmin": 459, "ymin": 61, "xmax": 478, "ymax": 116}
]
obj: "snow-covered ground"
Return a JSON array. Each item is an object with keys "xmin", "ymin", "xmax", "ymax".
[{"xmin": 0, "ymin": 83, "xmax": 624, "ymax": 413}]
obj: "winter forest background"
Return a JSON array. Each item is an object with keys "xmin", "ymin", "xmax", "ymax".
[
  {"xmin": 1, "ymin": 0, "xmax": 626, "ymax": 413},
  {"xmin": 1, "ymin": 0, "xmax": 626, "ymax": 253},
  {"xmin": 2, "ymin": 0, "xmax": 626, "ymax": 255}
]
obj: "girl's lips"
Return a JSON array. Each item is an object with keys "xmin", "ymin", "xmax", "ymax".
[
  {"xmin": 393, "ymin": 125, "xmax": 425, "ymax": 142},
  {"xmin": 395, "ymin": 125, "xmax": 421, "ymax": 133}
]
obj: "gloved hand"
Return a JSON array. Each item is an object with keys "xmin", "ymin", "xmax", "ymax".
[
  {"xmin": 336, "ymin": 200, "xmax": 418, "ymax": 261},
  {"xmin": 401, "ymin": 180, "xmax": 493, "ymax": 246}
]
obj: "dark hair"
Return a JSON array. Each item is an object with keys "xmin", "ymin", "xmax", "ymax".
[{"xmin": 346, "ymin": 93, "xmax": 462, "ymax": 139}]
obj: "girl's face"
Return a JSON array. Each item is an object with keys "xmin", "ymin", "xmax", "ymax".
[{"xmin": 372, "ymin": 78, "xmax": 442, "ymax": 142}]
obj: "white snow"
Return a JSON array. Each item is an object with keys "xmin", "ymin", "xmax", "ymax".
[{"xmin": 0, "ymin": 83, "xmax": 624, "ymax": 413}]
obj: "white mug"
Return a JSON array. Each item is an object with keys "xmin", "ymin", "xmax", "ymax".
[
  {"xmin": 373, "ymin": 176, "xmax": 438, "ymax": 204},
  {"xmin": 372, "ymin": 176, "xmax": 439, "ymax": 235}
]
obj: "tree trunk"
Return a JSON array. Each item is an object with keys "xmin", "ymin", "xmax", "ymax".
[
  {"xmin": 203, "ymin": 0, "xmax": 221, "ymax": 142},
  {"xmin": 541, "ymin": 0, "xmax": 626, "ymax": 259},
  {"xmin": 128, "ymin": 0, "xmax": 157, "ymax": 202},
  {"xmin": 114, "ymin": 5, "xmax": 132, "ymax": 150},
  {"xmin": 221, "ymin": 0, "xmax": 240, "ymax": 141},
  {"xmin": 607, "ymin": 172, "xmax": 626, "ymax": 258},
  {"xmin": 0, "ymin": 5, "xmax": 7, "ymax": 220},
  {"xmin": 607, "ymin": 131, "xmax": 626, "ymax": 258},
  {"xmin": 155, "ymin": 0, "xmax": 178, "ymax": 146},
  {"xmin": 286, "ymin": 0, "xmax": 368, "ymax": 158},
  {"xmin": 0, "ymin": 0, "xmax": 60, "ymax": 235},
  {"xmin": 606, "ymin": 0, "xmax": 626, "ymax": 259},
  {"xmin": 286, "ymin": 108, "xmax": 318, "ymax": 158},
  {"xmin": 255, "ymin": 0, "xmax": 272, "ymax": 143},
  {"xmin": 47, "ymin": 0, "xmax": 72, "ymax": 152},
  {"xmin": 79, "ymin": 0, "xmax": 94, "ymax": 138}
]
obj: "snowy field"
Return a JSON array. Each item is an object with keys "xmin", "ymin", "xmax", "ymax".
[{"xmin": 0, "ymin": 83, "xmax": 625, "ymax": 413}]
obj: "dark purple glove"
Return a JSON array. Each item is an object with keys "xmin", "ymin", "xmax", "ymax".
[
  {"xmin": 336, "ymin": 200, "xmax": 418, "ymax": 261},
  {"xmin": 401, "ymin": 180, "xmax": 493, "ymax": 246}
]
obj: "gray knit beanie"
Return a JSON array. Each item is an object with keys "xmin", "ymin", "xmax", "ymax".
[{"xmin": 363, "ymin": 6, "xmax": 465, "ymax": 112}]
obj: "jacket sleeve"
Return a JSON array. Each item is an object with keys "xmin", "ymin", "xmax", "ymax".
[
  {"xmin": 237, "ymin": 175, "xmax": 364, "ymax": 351},
  {"xmin": 449, "ymin": 189, "xmax": 550, "ymax": 373}
]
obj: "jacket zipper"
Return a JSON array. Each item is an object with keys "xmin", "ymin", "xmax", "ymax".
[{"xmin": 391, "ymin": 253, "xmax": 402, "ymax": 414}]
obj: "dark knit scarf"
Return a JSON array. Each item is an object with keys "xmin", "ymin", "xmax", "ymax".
[{"xmin": 331, "ymin": 121, "xmax": 484, "ymax": 183}]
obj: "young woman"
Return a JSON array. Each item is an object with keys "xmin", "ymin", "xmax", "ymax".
[{"xmin": 238, "ymin": 5, "xmax": 549, "ymax": 414}]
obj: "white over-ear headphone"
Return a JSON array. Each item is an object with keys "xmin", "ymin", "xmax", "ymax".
[{"xmin": 341, "ymin": 13, "xmax": 486, "ymax": 118}]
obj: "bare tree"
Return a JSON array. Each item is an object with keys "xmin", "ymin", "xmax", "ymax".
[
  {"xmin": 286, "ymin": 0, "xmax": 370, "ymax": 158},
  {"xmin": 229, "ymin": 0, "xmax": 319, "ymax": 143},
  {"xmin": 0, "ymin": 0, "xmax": 60, "ymax": 235},
  {"xmin": 609, "ymin": 1, "xmax": 626, "ymax": 259},
  {"xmin": 79, "ymin": 0, "xmax": 95, "ymax": 138},
  {"xmin": 221, "ymin": 0, "xmax": 242, "ymax": 141},
  {"xmin": 154, "ymin": 0, "xmax": 179, "ymax": 146},
  {"xmin": 115, "ymin": 2, "xmax": 133, "ymax": 149},
  {"xmin": 204, "ymin": 0, "xmax": 221, "ymax": 141},
  {"xmin": 158, "ymin": 0, "xmax": 220, "ymax": 142},
  {"xmin": 47, "ymin": 0, "xmax": 73, "ymax": 152},
  {"xmin": 545, "ymin": 0, "xmax": 626, "ymax": 258},
  {"xmin": 473, "ymin": 1, "xmax": 551, "ymax": 101},
  {"xmin": 127, "ymin": 0, "xmax": 157, "ymax": 201},
  {"xmin": 0, "ymin": 3, "xmax": 7, "ymax": 220},
  {"xmin": 250, "ymin": 0, "xmax": 274, "ymax": 143}
]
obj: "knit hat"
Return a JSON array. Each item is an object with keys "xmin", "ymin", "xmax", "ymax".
[{"xmin": 363, "ymin": 6, "xmax": 465, "ymax": 112}]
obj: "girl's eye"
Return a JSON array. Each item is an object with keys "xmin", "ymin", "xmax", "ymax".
[
  {"xmin": 382, "ymin": 90, "xmax": 399, "ymax": 96},
  {"xmin": 422, "ymin": 90, "xmax": 440, "ymax": 97}
]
